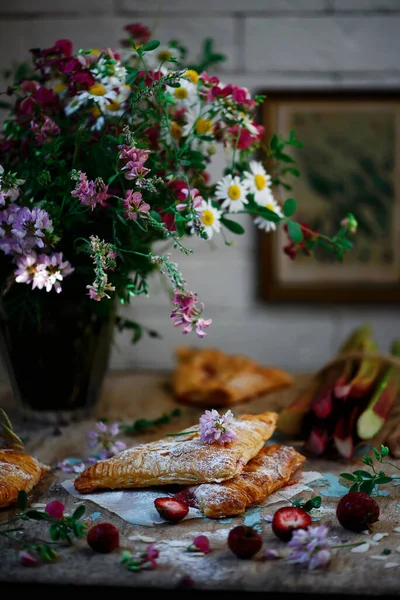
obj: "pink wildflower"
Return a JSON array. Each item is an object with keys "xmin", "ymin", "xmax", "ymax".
[
  {"xmin": 187, "ymin": 535, "xmax": 211, "ymax": 554},
  {"xmin": 176, "ymin": 187, "xmax": 204, "ymax": 212},
  {"xmin": 123, "ymin": 189, "xmax": 150, "ymax": 220},
  {"xmin": 199, "ymin": 409, "xmax": 237, "ymax": 445},
  {"xmin": 45, "ymin": 500, "xmax": 65, "ymax": 520},
  {"xmin": 71, "ymin": 171, "xmax": 110, "ymax": 210},
  {"xmin": 171, "ymin": 289, "xmax": 211, "ymax": 338},
  {"xmin": 30, "ymin": 115, "xmax": 60, "ymax": 145},
  {"xmin": 118, "ymin": 144, "xmax": 150, "ymax": 180},
  {"xmin": 19, "ymin": 551, "xmax": 38, "ymax": 567},
  {"xmin": 227, "ymin": 123, "xmax": 264, "ymax": 150},
  {"xmin": 146, "ymin": 543, "xmax": 159, "ymax": 568}
]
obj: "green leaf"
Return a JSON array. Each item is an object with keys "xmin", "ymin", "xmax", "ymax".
[
  {"xmin": 339, "ymin": 237, "xmax": 353, "ymax": 251},
  {"xmin": 149, "ymin": 210, "xmax": 162, "ymax": 222},
  {"xmin": 374, "ymin": 475, "xmax": 393, "ymax": 485},
  {"xmin": 270, "ymin": 134, "xmax": 284, "ymax": 152},
  {"xmin": 221, "ymin": 217, "xmax": 245, "ymax": 235},
  {"xmin": 373, "ymin": 447, "xmax": 381, "ymax": 461},
  {"xmin": 49, "ymin": 523, "xmax": 60, "ymax": 541},
  {"xmin": 353, "ymin": 470, "xmax": 373, "ymax": 479},
  {"xmin": 253, "ymin": 205, "xmax": 281, "ymax": 223},
  {"xmin": 282, "ymin": 198, "xmax": 297, "ymax": 217},
  {"xmin": 360, "ymin": 480, "xmax": 374, "ymax": 495},
  {"xmin": 142, "ymin": 40, "xmax": 160, "ymax": 52},
  {"xmin": 276, "ymin": 152, "xmax": 295, "ymax": 164},
  {"xmin": 361, "ymin": 455, "xmax": 374, "ymax": 466},
  {"xmin": 166, "ymin": 81, "xmax": 182, "ymax": 88},
  {"xmin": 350, "ymin": 482, "xmax": 360, "ymax": 492},
  {"xmin": 340, "ymin": 473, "xmax": 356, "ymax": 482},
  {"xmin": 25, "ymin": 510, "xmax": 50, "ymax": 520},
  {"xmin": 286, "ymin": 220, "xmax": 303, "ymax": 244},
  {"xmin": 17, "ymin": 490, "xmax": 28, "ymax": 511},
  {"xmin": 381, "ymin": 445, "xmax": 389, "ymax": 457},
  {"xmin": 72, "ymin": 505, "xmax": 86, "ymax": 521}
]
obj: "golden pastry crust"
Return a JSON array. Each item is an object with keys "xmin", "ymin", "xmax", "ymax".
[
  {"xmin": 177, "ymin": 444, "xmax": 306, "ymax": 518},
  {"xmin": 171, "ymin": 346, "xmax": 293, "ymax": 407},
  {"xmin": 0, "ymin": 449, "xmax": 50, "ymax": 509},
  {"xmin": 74, "ymin": 411, "xmax": 278, "ymax": 494}
]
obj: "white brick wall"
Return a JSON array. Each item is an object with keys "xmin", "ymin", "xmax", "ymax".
[{"xmin": 0, "ymin": 0, "xmax": 399, "ymax": 376}]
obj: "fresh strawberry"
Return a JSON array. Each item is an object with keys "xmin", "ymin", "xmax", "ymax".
[
  {"xmin": 336, "ymin": 491, "xmax": 380, "ymax": 532},
  {"xmin": 87, "ymin": 523, "xmax": 119, "ymax": 553},
  {"xmin": 271, "ymin": 506, "xmax": 312, "ymax": 542},
  {"xmin": 227, "ymin": 525, "xmax": 263, "ymax": 559},
  {"xmin": 154, "ymin": 497, "xmax": 189, "ymax": 523}
]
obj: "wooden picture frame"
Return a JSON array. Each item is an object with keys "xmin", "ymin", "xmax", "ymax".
[{"xmin": 259, "ymin": 90, "xmax": 400, "ymax": 304}]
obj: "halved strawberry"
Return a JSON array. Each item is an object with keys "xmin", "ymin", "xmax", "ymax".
[
  {"xmin": 271, "ymin": 506, "xmax": 312, "ymax": 542},
  {"xmin": 154, "ymin": 497, "xmax": 189, "ymax": 523}
]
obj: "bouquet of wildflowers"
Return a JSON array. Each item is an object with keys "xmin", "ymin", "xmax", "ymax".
[{"xmin": 0, "ymin": 23, "xmax": 356, "ymax": 340}]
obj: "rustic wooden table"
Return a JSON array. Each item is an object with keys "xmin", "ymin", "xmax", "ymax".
[{"xmin": 1, "ymin": 370, "xmax": 400, "ymax": 597}]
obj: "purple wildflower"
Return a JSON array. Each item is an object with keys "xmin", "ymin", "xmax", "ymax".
[
  {"xmin": 287, "ymin": 524, "xmax": 331, "ymax": 570},
  {"xmin": 30, "ymin": 115, "xmax": 60, "ymax": 145},
  {"xmin": 118, "ymin": 144, "xmax": 150, "ymax": 180},
  {"xmin": 15, "ymin": 206, "xmax": 54, "ymax": 250},
  {"xmin": 123, "ymin": 189, "xmax": 150, "ymax": 220},
  {"xmin": 71, "ymin": 171, "xmax": 110, "ymax": 210},
  {"xmin": 86, "ymin": 421, "xmax": 126, "ymax": 458},
  {"xmin": 199, "ymin": 409, "xmax": 237, "ymax": 445},
  {"xmin": 264, "ymin": 549, "xmax": 281, "ymax": 560},
  {"xmin": 171, "ymin": 289, "xmax": 212, "ymax": 338},
  {"xmin": 0, "ymin": 165, "xmax": 23, "ymax": 206},
  {"xmin": 14, "ymin": 252, "xmax": 38, "ymax": 286},
  {"xmin": 0, "ymin": 205, "xmax": 27, "ymax": 255}
]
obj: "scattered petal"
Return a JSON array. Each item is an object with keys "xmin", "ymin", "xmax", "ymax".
[
  {"xmin": 372, "ymin": 533, "xmax": 389, "ymax": 542},
  {"xmin": 395, "ymin": 545, "xmax": 400, "ymax": 553},
  {"xmin": 351, "ymin": 543, "xmax": 370, "ymax": 553},
  {"xmin": 393, "ymin": 527, "xmax": 400, "ymax": 533},
  {"xmin": 370, "ymin": 555, "xmax": 388, "ymax": 560},
  {"xmin": 128, "ymin": 535, "xmax": 157, "ymax": 543},
  {"xmin": 19, "ymin": 551, "xmax": 37, "ymax": 567},
  {"xmin": 385, "ymin": 562, "xmax": 400, "ymax": 569},
  {"xmin": 264, "ymin": 549, "xmax": 282, "ymax": 560}
]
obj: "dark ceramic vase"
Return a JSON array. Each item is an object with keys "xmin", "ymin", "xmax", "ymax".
[{"xmin": 0, "ymin": 279, "xmax": 115, "ymax": 424}]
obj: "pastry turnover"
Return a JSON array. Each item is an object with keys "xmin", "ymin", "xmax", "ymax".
[
  {"xmin": 74, "ymin": 411, "xmax": 278, "ymax": 493},
  {"xmin": 171, "ymin": 346, "xmax": 293, "ymax": 407},
  {"xmin": 0, "ymin": 449, "xmax": 50, "ymax": 509},
  {"xmin": 175, "ymin": 444, "xmax": 306, "ymax": 518}
]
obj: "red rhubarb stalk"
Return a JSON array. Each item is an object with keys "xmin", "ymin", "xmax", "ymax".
[{"xmin": 356, "ymin": 340, "xmax": 400, "ymax": 440}]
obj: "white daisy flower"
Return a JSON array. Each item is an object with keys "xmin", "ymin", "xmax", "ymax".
[
  {"xmin": 253, "ymin": 195, "xmax": 283, "ymax": 233},
  {"xmin": 170, "ymin": 78, "xmax": 197, "ymax": 109},
  {"xmin": 145, "ymin": 45, "xmax": 181, "ymax": 71},
  {"xmin": 197, "ymin": 199, "xmax": 222, "ymax": 240},
  {"xmin": 65, "ymin": 83, "xmax": 117, "ymax": 116},
  {"xmin": 102, "ymin": 84, "xmax": 131, "ymax": 117},
  {"xmin": 181, "ymin": 105, "xmax": 214, "ymax": 138},
  {"xmin": 242, "ymin": 161, "xmax": 272, "ymax": 204},
  {"xmin": 215, "ymin": 175, "xmax": 248, "ymax": 213}
]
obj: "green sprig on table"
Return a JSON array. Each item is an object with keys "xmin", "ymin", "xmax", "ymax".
[
  {"xmin": 0, "ymin": 491, "xmax": 88, "ymax": 563},
  {"xmin": 119, "ymin": 408, "xmax": 182, "ymax": 434},
  {"xmin": 340, "ymin": 444, "xmax": 400, "ymax": 494},
  {"xmin": 292, "ymin": 495, "xmax": 322, "ymax": 512}
]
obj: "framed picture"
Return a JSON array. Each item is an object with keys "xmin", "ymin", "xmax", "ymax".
[{"xmin": 259, "ymin": 90, "xmax": 400, "ymax": 303}]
